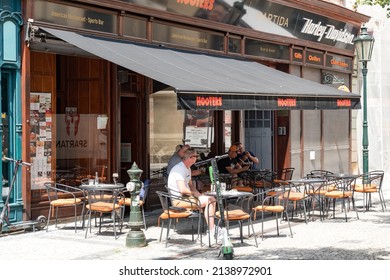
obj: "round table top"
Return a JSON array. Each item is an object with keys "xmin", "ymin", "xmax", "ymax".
[
  {"xmin": 286, "ymin": 178, "xmax": 327, "ymax": 184},
  {"xmin": 204, "ymin": 190, "xmax": 252, "ymax": 198},
  {"xmin": 80, "ymin": 183, "xmax": 124, "ymax": 190},
  {"xmin": 325, "ymin": 173, "xmax": 358, "ymax": 179}
]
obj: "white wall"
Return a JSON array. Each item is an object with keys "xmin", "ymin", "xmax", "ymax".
[{"xmin": 347, "ymin": 3, "xmax": 390, "ymax": 177}]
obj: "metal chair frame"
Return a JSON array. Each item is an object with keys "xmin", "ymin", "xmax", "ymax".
[
  {"xmin": 354, "ymin": 170, "xmax": 386, "ymax": 212},
  {"xmin": 324, "ymin": 177, "xmax": 359, "ymax": 222},
  {"xmin": 252, "ymin": 186, "xmax": 293, "ymax": 240},
  {"xmin": 44, "ymin": 182, "xmax": 85, "ymax": 233},
  {"xmin": 214, "ymin": 193, "xmax": 258, "ymax": 247},
  {"xmin": 156, "ymin": 191, "xmax": 203, "ymax": 247},
  {"xmin": 84, "ymin": 187, "xmax": 125, "ymax": 239}
]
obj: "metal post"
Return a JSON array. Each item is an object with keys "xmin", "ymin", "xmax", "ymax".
[
  {"xmin": 353, "ymin": 26, "xmax": 374, "ymax": 177},
  {"xmin": 361, "ymin": 61, "xmax": 369, "ymax": 175}
]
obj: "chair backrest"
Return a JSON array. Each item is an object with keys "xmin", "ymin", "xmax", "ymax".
[
  {"xmin": 233, "ymin": 193, "xmax": 254, "ymax": 214},
  {"xmin": 83, "ymin": 186, "xmax": 123, "ymax": 210},
  {"xmin": 333, "ymin": 177, "xmax": 356, "ymax": 193},
  {"xmin": 44, "ymin": 182, "xmax": 83, "ymax": 202},
  {"xmin": 80, "ymin": 178, "xmax": 91, "ymax": 185},
  {"xmin": 277, "ymin": 168, "xmax": 295, "ymax": 180},
  {"xmin": 356, "ymin": 170, "xmax": 384, "ymax": 189},
  {"xmin": 307, "ymin": 169, "xmax": 334, "ymax": 179},
  {"xmin": 368, "ymin": 170, "xmax": 384, "ymax": 188},
  {"xmin": 165, "ymin": 184, "xmax": 182, "ymax": 198},
  {"xmin": 44, "ymin": 182, "xmax": 58, "ymax": 201},
  {"xmin": 253, "ymin": 170, "xmax": 275, "ymax": 182},
  {"xmin": 140, "ymin": 179, "xmax": 151, "ymax": 202},
  {"xmin": 156, "ymin": 191, "xmax": 171, "ymax": 212},
  {"xmin": 255, "ymin": 186, "xmax": 291, "ymax": 209}
]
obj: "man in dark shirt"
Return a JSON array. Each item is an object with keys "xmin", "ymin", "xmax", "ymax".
[
  {"xmin": 234, "ymin": 142, "xmax": 259, "ymax": 170},
  {"xmin": 217, "ymin": 144, "xmax": 249, "ymax": 186}
]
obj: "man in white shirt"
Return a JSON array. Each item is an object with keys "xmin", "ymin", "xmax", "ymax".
[{"xmin": 168, "ymin": 148, "xmax": 218, "ymax": 237}]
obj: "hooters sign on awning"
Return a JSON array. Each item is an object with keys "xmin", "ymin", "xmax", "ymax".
[{"xmin": 177, "ymin": 93, "xmax": 359, "ymax": 110}]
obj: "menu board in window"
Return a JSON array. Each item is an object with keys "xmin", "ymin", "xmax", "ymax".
[
  {"xmin": 30, "ymin": 92, "xmax": 52, "ymax": 190},
  {"xmin": 184, "ymin": 110, "xmax": 213, "ymax": 149}
]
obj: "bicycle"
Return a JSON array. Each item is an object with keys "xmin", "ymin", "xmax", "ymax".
[{"xmin": 1, "ymin": 156, "xmax": 46, "ymax": 234}]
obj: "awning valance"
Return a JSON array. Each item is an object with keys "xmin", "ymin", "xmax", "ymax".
[{"xmin": 39, "ymin": 27, "xmax": 360, "ymax": 110}]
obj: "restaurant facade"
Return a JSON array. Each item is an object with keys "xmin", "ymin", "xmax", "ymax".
[{"xmin": 1, "ymin": 0, "xmax": 370, "ymax": 221}]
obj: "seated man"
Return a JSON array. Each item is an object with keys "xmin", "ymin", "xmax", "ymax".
[
  {"xmin": 234, "ymin": 142, "xmax": 259, "ymax": 169},
  {"xmin": 217, "ymin": 145, "xmax": 250, "ymax": 187},
  {"xmin": 167, "ymin": 148, "xmax": 219, "ymax": 237},
  {"xmin": 166, "ymin": 144, "xmax": 203, "ymax": 177},
  {"xmin": 166, "ymin": 144, "xmax": 190, "ymax": 175}
]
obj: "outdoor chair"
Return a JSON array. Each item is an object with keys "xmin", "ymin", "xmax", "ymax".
[
  {"xmin": 275, "ymin": 167, "xmax": 294, "ymax": 182},
  {"xmin": 306, "ymin": 170, "xmax": 334, "ymax": 179},
  {"xmin": 324, "ymin": 177, "xmax": 359, "ymax": 222},
  {"xmin": 44, "ymin": 182, "xmax": 85, "ymax": 233},
  {"xmin": 271, "ymin": 168, "xmax": 294, "ymax": 202},
  {"xmin": 287, "ymin": 180, "xmax": 311, "ymax": 223},
  {"xmin": 214, "ymin": 193, "xmax": 258, "ymax": 247},
  {"xmin": 252, "ymin": 186, "xmax": 293, "ymax": 240},
  {"xmin": 353, "ymin": 170, "xmax": 385, "ymax": 212},
  {"xmin": 252, "ymin": 170, "xmax": 276, "ymax": 194},
  {"xmin": 156, "ymin": 191, "xmax": 203, "ymax": 247}
]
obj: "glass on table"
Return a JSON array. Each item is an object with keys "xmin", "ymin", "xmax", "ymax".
[{"xmin": 221, "ymin": 182, "xmax": 227, "ymax": 193}]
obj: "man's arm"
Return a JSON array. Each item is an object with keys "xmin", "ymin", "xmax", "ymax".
[
  {"xmin": 189, "ymin": 180, "xmax": 201, "ymax": 197},
  {"xmin": 176, "ymin": 180, "xmax": 192, "ymax": 196},
  {"xmin": 226, "ymin": 164, "xmax": 250, "ymax": 175},
  {"xmin": 246, "ymin": 152, "xmax": 259, "ymax": 164}
]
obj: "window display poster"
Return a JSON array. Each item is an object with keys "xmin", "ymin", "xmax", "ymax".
[
  {"xmin": 184, "ymin": 110, "xmax": 213, "ymax": 149},
  {"xmin": 185, "ymin": 127, "xmax": 213, "ymax": 148},
  {"xmin": 30, "ymin": 92, "xmax": 52, "ymax": 190},
  {"xmin": 56, "ymin": 113, "xmax": 106, "ymax": 159}
]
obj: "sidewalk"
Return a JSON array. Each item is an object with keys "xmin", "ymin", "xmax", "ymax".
[{"xmin": 1, "ymin": 187, "xmax": 390, "ymax": 261}]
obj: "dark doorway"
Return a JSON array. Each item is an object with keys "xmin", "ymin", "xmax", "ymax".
[{"xmin": 120, "ymin": 95, "xmax": 140, "ymax": 182}]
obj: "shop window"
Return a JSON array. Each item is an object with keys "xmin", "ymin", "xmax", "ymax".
[
  {"xmin": 149, "ymin": 90, "xmax": 184, "ymax": 172},
  {"xmin": 29, "ymin": 54, "xmax": 109, "ymax": 189}
]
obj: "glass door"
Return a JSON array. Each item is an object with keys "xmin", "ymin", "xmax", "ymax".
[{"xmin": 1, "ymin": 72, "xmax": 11, "ymax": 205}]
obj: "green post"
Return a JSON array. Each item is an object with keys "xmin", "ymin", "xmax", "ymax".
[
  {"xmin": 353, "ymin": 25, "xmax": 374, "ymax": 179},
  {"xmin": 361, "ymin": 62, "xmax": 369, "ymax": 175},
  {"xmin": 125, "ymin": 162, "xmax": 146, "ymax": 247}
]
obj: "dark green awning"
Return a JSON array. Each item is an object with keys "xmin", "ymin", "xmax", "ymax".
[{"xmin": 40, "ymin": 27, "xmax": 361, "ymax": 110}]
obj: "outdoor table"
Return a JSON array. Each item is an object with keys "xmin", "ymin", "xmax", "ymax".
[
  {"xmin": 204, "ymin": 190, "xmax": 252, "ymax": 199},
  {"xmin": 80, "ymin": 182, "xmax": 125, "ymax": 190},
  {"xmin": 325, "ymin": 173, "xmax": 358, "ymax": 180},
  {"xmin": 79, "ymin": 183, "xmax": 125, "ymax": 239},
  {"xmin": 204, "ymin": 190, "xmax": 255, "ymax": 246},
  {"xmin": 203, "ymin": 190, "xmax": 252, "ymax": 209}
]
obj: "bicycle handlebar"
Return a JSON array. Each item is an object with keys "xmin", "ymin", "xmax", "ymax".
[{"xmin": 2, "ymin": 156, "xmax": 32, "ymax": 167}]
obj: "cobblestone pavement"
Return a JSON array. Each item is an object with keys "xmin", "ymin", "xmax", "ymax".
[{"xmin": 1, "ymin": 184, "xmax": 390, "ymax": 261}]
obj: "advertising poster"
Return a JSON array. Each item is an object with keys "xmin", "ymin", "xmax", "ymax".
[
  {"xmin": 30, "ymin": 92, "xmax": 52, "ymax": 190},
  {"xmin": 55, "ymin": 112, "xmax": 106, "ymax": 160},
  {"xmin": 184, "ymin": 110, "xmax": 213, "ymax": 148}
]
